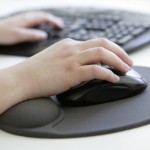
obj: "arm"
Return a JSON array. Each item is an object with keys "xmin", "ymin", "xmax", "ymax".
[{"xmin": 0, "ymin": 38, "xmax": 133, "ymax": 114}]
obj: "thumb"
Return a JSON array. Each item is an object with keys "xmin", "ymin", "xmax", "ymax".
[{"xmin": 16, "ymin": 28, "xmax": 48, "ymax": 42}]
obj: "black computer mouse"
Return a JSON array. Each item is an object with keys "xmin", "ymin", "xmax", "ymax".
[{"xmin": 57, "ymin": 68, "xmax": 148, "ymax": 106}]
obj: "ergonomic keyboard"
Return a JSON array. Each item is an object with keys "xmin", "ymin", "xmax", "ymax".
[{"xmin": 0, "ymin": 7, "xmax": 150, "ymax": 56}]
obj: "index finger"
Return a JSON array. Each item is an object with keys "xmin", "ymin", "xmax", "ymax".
[
  {"xmin": 18, "ymin": 11, "xmax": 64, "ymax": 29},
  {"xmin": 77, "ymin": 38, "xmax": 133, "ymax": 66}
]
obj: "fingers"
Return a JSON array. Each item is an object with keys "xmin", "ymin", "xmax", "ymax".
[
  {"xmin": 77, "ymin": 38, "xmax": 133, "ymax": 66},
  {"xmin": 77, "ymin": 47, "xmax": 130, "ymax": 73},
  {"xmin": 78, "ymin": 65, "xmax": 120, "ymax": 83},
  {"xmin": 23, "ymin": 12, "xmax": 64, "ymax": 28},
  {"xmin": 8, "ymin": 11, "xmax": 64, "ymax": 29},
  {"xmin": 9, "ymin": 28, "xmax": 48, "ymax": 44},
  {"xmin": 19, "ymin": 28, "xmax": 48, "ymax": 41}
]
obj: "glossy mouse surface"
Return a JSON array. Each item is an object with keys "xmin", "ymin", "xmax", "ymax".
[{"xmin": 57, "ymin": 68, "xmax": 148, "ymax": 106}]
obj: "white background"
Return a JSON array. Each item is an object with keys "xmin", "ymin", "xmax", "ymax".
[{"xmin": 0, "ymin": 0, "xmax": 150, "ymax": 150}]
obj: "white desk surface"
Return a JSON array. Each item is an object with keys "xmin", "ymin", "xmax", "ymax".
[{"xmin": 0, "ymin": 0, "xmax": 150, "ymax": 150}]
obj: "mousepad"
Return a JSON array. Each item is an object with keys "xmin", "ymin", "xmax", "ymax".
[{"xmin": 0, "ymin": 66, "xmax": 150, "ymax": 138}]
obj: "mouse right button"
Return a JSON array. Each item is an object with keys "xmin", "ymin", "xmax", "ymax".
[{"xmin": 126, "ymin": 69, "xmax": 142, "ymax": 78}]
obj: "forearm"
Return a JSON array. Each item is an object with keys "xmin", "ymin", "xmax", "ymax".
[{"xmin": 0, "ymin": 66, "xmax": 27, "ymax": 114}]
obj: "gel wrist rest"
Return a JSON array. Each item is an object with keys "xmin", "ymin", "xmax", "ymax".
[{"xmin": 0, "ymin": 66, "xmax": 150, "ymax": 138}]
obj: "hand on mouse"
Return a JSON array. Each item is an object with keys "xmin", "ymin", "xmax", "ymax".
[
  {"xmin": 0, "ymin": 11, "xmax": 63, "ymax": 45},
  {"xmin": 0, "ymin": 38, "xmax": 133, "ymax": 114}
]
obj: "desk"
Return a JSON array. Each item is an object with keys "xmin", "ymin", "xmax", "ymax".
[{"xmin": 0, "ymin": 0, "xmax": 150, "ymax": 150}]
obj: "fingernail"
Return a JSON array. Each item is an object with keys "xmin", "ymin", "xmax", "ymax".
[
  {"xmin": 128, "ymin": 58, "xmax": 133, "ymax": 66},
  {"xmin": 57, "ymin": 22, "xmax": 64, "ymax": 28},
  {"xmin": 113, "ymin": 75, "xmax": 120, "ymax": 83},
  {"xmin": 55, "ymin": 18, "xmax": 64, "ymax": 28},
  {"xmin": 124, "ymin": 64, "xmax": 130, "ymax": 72}
]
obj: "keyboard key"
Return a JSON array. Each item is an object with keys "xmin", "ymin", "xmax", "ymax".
[
  {"xmin": 117, "ymin": 35, "xmax": 133, "ymax": 44},
  {"xmin": 115, "ymin": 33, "xmax": 123, "ymax": 39},
  {"xmin": 131, "ymin": 28, "xmax": 145, "ymax": 36},
  {"xmin": 109, "ymin": 37, "xmax": 118, "ymax": 43}
]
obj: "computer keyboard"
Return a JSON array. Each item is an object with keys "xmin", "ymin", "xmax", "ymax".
[{"xmin": 0, "ymin": 7, "xmax": 150, "ymax": 56}]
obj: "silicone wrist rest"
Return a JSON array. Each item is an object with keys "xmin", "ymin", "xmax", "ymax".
[{"xmin": 0, "ymin": 66, "xmax": 150, "ymax": 138}]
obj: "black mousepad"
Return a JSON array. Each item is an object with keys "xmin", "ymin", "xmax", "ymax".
[{"xmin": 0, "ymin": 66, "xmax": 150, "ymax": 138}]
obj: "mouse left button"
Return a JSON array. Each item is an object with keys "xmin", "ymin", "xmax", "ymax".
[{"xmin": 0, "ymin": 98, "xmax": 63, "ymax": 128}]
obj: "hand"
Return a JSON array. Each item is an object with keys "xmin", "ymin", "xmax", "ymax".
[
  {"xmin": 0, "ymin": 38, "xmax": 133, "ymax": 113},
  {"xmin": 12, "ymin": 38, "xmax": 133, "ymax": 96},
  {"xmin": 0, "ymin": 11, "xmax": 63, "ymax": 45}
]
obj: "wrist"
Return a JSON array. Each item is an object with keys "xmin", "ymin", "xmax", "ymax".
[{"xmin": 0, "ymin": 65, "xmax": 30, "ymax": 114}]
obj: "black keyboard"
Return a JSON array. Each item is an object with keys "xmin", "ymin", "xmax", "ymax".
[{"xmin": 0, "ymin": 8, "xmax": 150, "ymax": 56}]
